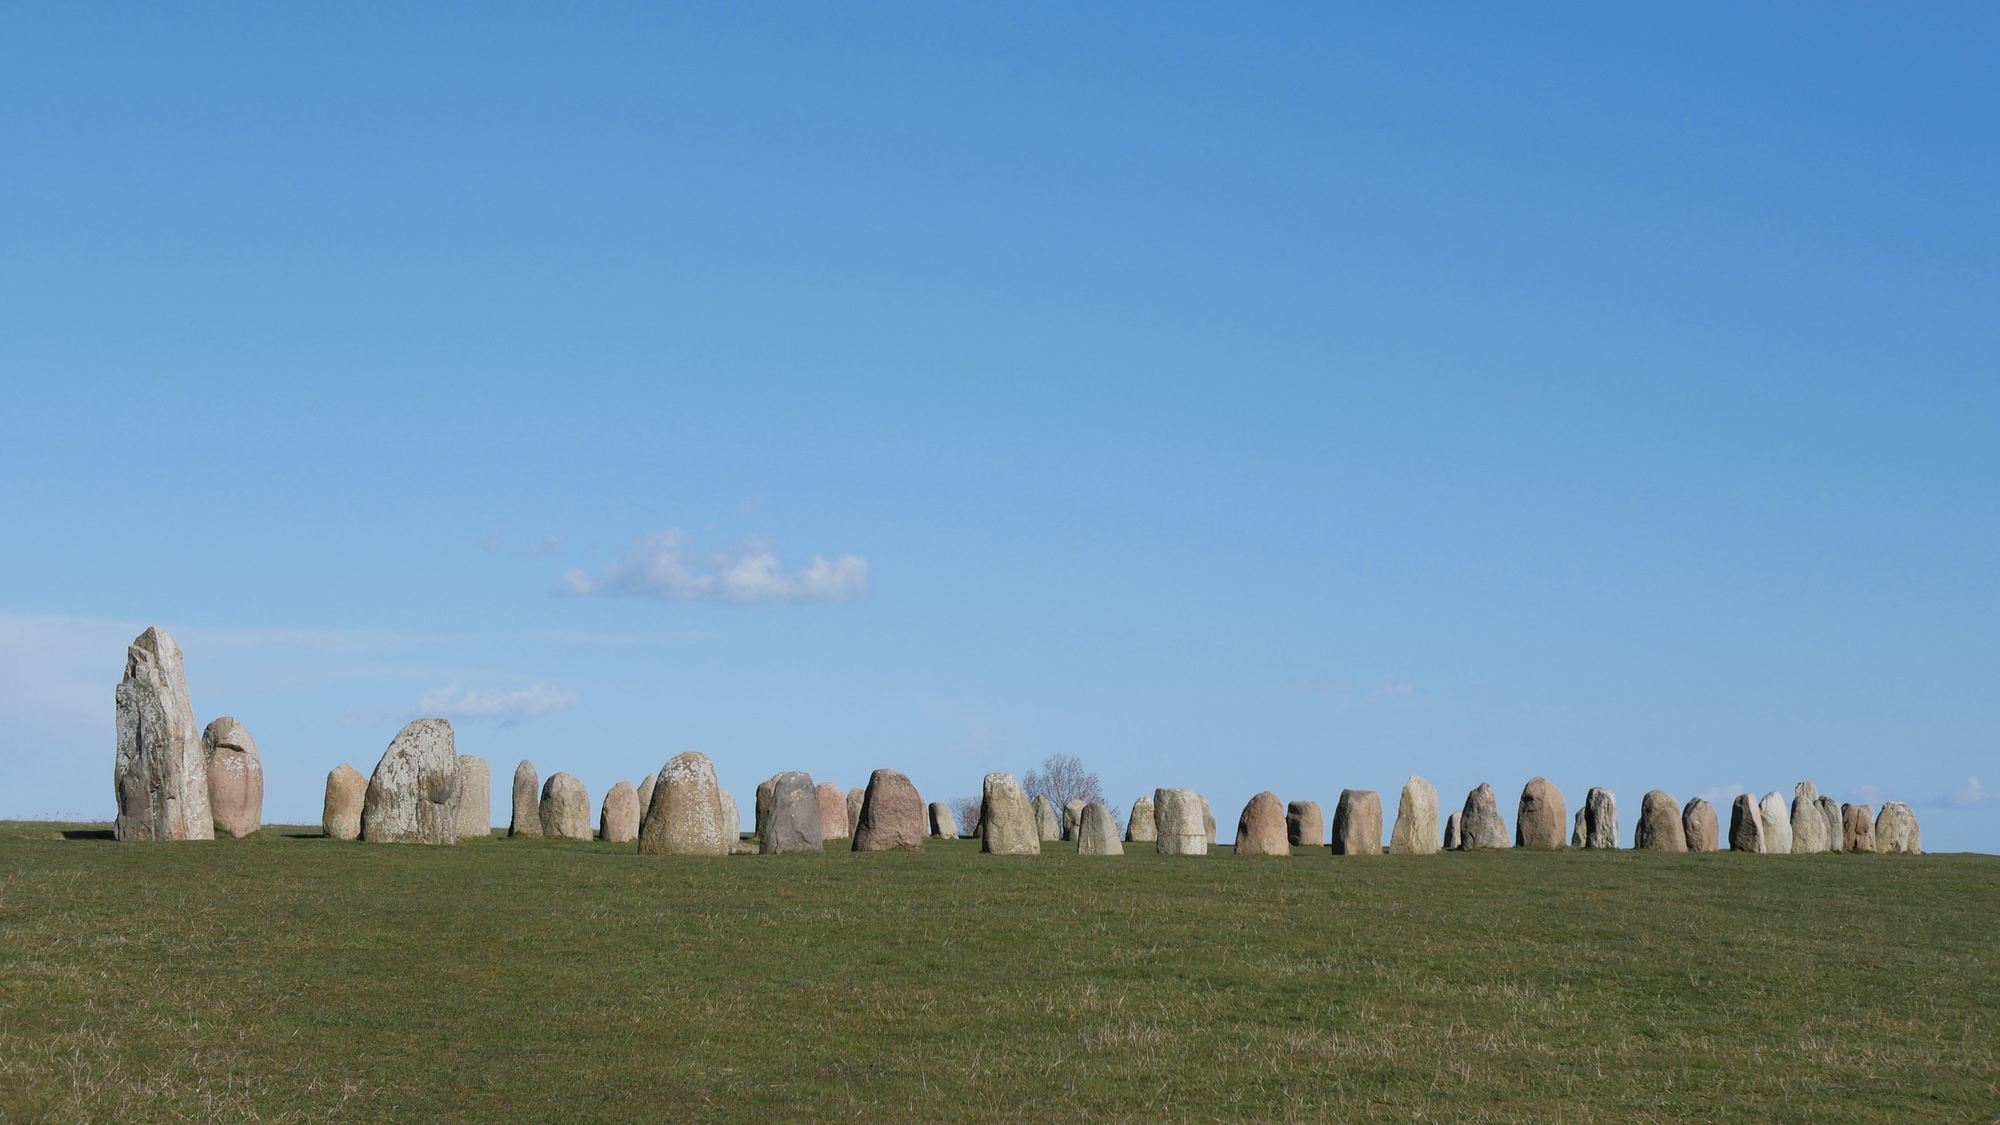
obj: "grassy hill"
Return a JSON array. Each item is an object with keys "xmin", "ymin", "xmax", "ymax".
[{"xmin": 0, "ymin": 823, "xmax": 1993, "ymax": 1123}]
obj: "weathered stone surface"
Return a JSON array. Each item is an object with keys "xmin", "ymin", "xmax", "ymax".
[
  {"xmin": 1584, "ymin": 788, "xmax": 1620, "ymax": 849},
  {"xmin": 113, "ymin": 627, "xmax": 212, "ymax": 841},
  {"xmin": 509, "ymin": 760, "xmax": 542, "ymax": 838},
  {"xmin": 641, "ymin": 752, "xmax": 732, "ymax": 855},
  {"xmin": 1790, "ymin": 782, "xmax": 1829, "ymax": 854},
  {"xmin": 1515, "ymin": 777, "xmax": 1566, "ymax": 850},
  {"xmin": 1874, "ymin": 802, "xmax": 1920, "ymax": 854},
  {"xmin": 1760, "ymin": 791, "xmax": 1793, "ymax": 854},
  {"xmin": 721, "ymin": 789, "xmax": 741, "ymax": 841},
  {"xmin": 853, "ymin": 769, "xmax": 926, "ymax": 852},
  {"xmin": 1458, "ymin": 783, "xmax": 1508, "ymax": 850},
  {"xmin": 1286, "ymin": 800, "xmax": 1324, "ymax": 847},
  {"xmin": 600, "ymin": 780, "xmax": 641, "ymax": 843},
  {"xmin": 1442, "ymin": 811, "xmax": 1462, "ymax": 850},
  {"xmin": 362, "ymin": 719, "xmax": 461, "ymax": 845},
  {"xmin": 203, "ymin": 717, "xmax": 263, "ymax": 839},
  {"xmin": 1634, "ymin": 790, "xmax": 1686, "ymax": 852},
  {"xmin": 929, "ymin": 802, "xmax": 958, "ymax": 838},
  {"xmin": 1842, "ymin": 803, "xmax": 1875, "ymax": 852},
  {"xmin": 980, "ymin": 773, "xmax": 1040, "ymax": 855},
  {"xmin": 637, "ymin": 774, "xmax": 658, "ymax": 827},
  {"xmin": 323, "ymin": 764, "xmax": 367, "ymax": 840},
  {"xmin": 1682, "ymin": 797, "xmax": 1719, "ymax": 852},
  {"xmin": 1203, "ymin": 797, "xmax": 1217, "ymax": 844},
  {"xmin": 538, "ymin": 772, "xmax": 591, "ymax": 841},
  {"xmin": 1332, "ymin": 790, "xmax": 1383, "ymax": 856},
  {"xmin": 1389, "ymin": 776, "xmax": 1440, "ymax": 856},
  {"xmin": 1032, "ymin": 795, "xmax": 1062, "ymax": 841},
  {"xmin": 1728, "ymin": 794, "xmax": 1765, "ymax": 852},
  {"xmin": 846, "ymin": 785, "xmax": 865, "ymax": 839},
  {"xmin": 1077, "ymin": 801, "xmax": 1123, "ymax": 855},
  {"xmin": 1126, "ymin": 796, "xmax": 1157, "ymax": 842},
  {"xmin": 1234, "ymin": 791, "xmax": 1289, "ymax": 855},
  {"xmin": 754, "ymin": 776, "xmax": 777, "ymax": 839},
  {"xmin": 1063, "ymin": 798, "xmax": 1086, "ymax": 841},
  {"xmin": 453, "ymin": 755, "xmax": 490, "ymax": 841},
  {"xmin": 1154, "ymin": 788, "xmax": 1208, "ymax": 855},
  {"xmin": 1817, "ymin": 795, "xmax": 1843, "ymax": 853},
  {"xmin": 1572, "ymin": 808, "xmax": 1586, "ymax": 848},
  {"xmin": 816, "ymin": 783, "xmax": 850, "ymax": 841}
]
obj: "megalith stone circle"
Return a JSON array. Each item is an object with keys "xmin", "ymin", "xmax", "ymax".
[
  {"xmin": 1515, "ymin": 777, "xmax": 1566, "ymax": 850},
  {"xmin": 1234, "ymin": 791, "xmax": 1289, "ymax": 856},
  {"xmin": 641, "ymin": 752, "xmax": 731, "ymax": 855},
  {"xmin": 1389, "ymin": 776, "xmax": 1440, "ymax": 855},
  {"xmin": 1634, "ymin": 790, "xmax": 1686, "ymax": 852},
  {"xmin": 362, "ymin": 719, "xmax": 461, "ymax": 845},
  {"xmin": 1154, "ymin": 788, "xmax": 1208, "ymax": 855},
  {"xmin": 980, "ymin": 773, "xmax": 1040, "ymax": 855},
  {"xmin": 853, "ymin": 769, "xmax": 926, "ymax": 852},
  {"xmin": 538, "ymin": 772, "xmax": 592, "ymax": 841},
  {"xmin": 454, "ymin": 754, "xmax": 490, "ymax": 841},
  {"xmin": 114, "ymin": 627, "xmax": 212, "ymax": 841},
  {"xmin": 1077, "ymin": 801, "xmax": 1122, "ymax": 855},
  {"xmin": 1332, "ymin": 789, "xmax": 1382, "ymax": 856},
  {"xmin": 203, "ymin": 716, "xmax": 264, "ymax": 840}
]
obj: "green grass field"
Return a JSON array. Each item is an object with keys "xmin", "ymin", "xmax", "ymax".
[{"xmin": 0, "ymin": 823, "xmax": 1994, "ymax": 1123}]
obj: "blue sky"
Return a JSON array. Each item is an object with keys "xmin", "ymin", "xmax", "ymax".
[{"xmin": 3, "ymin": 4, "xmax": 1996, "ymax": 849}]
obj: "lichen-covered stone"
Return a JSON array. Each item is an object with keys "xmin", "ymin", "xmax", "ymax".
[
  {"xmin": 509, "ymin": 760, "xmax": 542, "ymax": 838},
  {"xmin": 538, "ymin": 772, "xmax": 591, "ymax": 841},
  {"xmin": 323, "ymin": 764, "xmax": 367, "ymax": 840},
  {"xmin": 1077, "ymin": 801, "xmax": 1122, "ymax": 855},
  {"xmin": 600, "ymin": 780, "xmax": 641, "ymax": 844},
  {"xmin": 1154, "ymin": 788, "xmax": 1208, "ymax": 855},
  {"xmin": 1332, "ymin": 790, "xmax": 1382, "ymax": 856},
  {"xmin": 1790, "ymin": 782, "xmax": 1829, "ymax": 854},
  {"xmin": 816, "ymin": 782, "xmax": 849, "ymax": 841},
  {"xmin": 929, "ymin": 802, "xmax": 958, "ymax": 838},
  {"xmin": 1842, "ymin": 803, "xmax": 1875, "ymax": 853},
  {"xmin": 362, "ymin": 719, "xmax": 461, "ymax": 845},
  {"xmin": 454, "ymin": 755, "xmax": 490, "ymax": 841},
  {"xmin": 1458, "ymin": 783, "xmax": 1508, "ymax": 850},
  {"xmin": 113, "ymin": 627, "xmax": 212, "ymax": 841},
  {"xmin": 1514, "ymin": 777, "xmax": 1566, "ymax": 850},
  {"xmin": 1634, "ymin": 790, "xmax": 1686, "ymax": 852},
  {"xmin": 1584, "ymin": 788, "xmax": 1620, "ymax": 849},
  {"xmin": 981, "ymin": 773, "xmax": 1040, "ymax": 855},
  {"xmin": 1063, "ymin": 798, "xmax": 1086, "ymax": 841},
  {"xmin": 1760, "ymin": 791, "xmax": 1793, "ymax": 854},
  {"xmin": 1728, "ymin": 794, "xmax": 1765, "ymax": 852},
  {"xmin": 721, "ymin": 789, "xmax": 741, "ymax": 843},
  {"xmin": 637, "ymin": 774, "xmax": 658, "ymax": 828},
  {"xmin": 853, "ymin": 769, "xmax": 926, "ymax": 852},
  {"xmin": 1817, "ymin": 795, "xmax": 1843, "ymax": 853},
  {"xmin": 1234, "ymin": 791, "xmax": 1289, "ymax": 856},
  {"xmin": 1874, "ymin": 802, "xmax": 1920, "ymax": 854},
  {"xmin": 641, "ymin": 752, "xmax": 731, "ymax": 855},
  {"xmin": 1032, "ymin": 795, "xmax": 1062, "ymax": 841},
  {"xmin": 1682, "ymin": 797, "xmax": 1719, "ymax": 852},
  {"xmin": 203, "ymin": 717, "xmax": 263, "ymax": 839},
  {"xmin": 1126, "ymin": 796, "xmax": 1157, "ymax": 842},
  {"xmin": 1389, "ymin": 776, "xmax": 1440, "ymax": 855},
  {"xmin": 1286, "ymin": 800, "xmax": 1324, "ymax": 847}
]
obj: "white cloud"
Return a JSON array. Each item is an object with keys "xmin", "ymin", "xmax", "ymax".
[
  {"xmin": 1700, "ymin": 783, "xmax": 1747, "ymax": 806},
  {"xmin": 562, "ymin": 529, "xmax": 868, "ymax": 605},
  {"xmin": 1944, "ymin": 777, "xmax": 2000, "ymax": 809},
  {"xmin": 346, "ymin": 682, "xmax": 579, "ymax": 728}
]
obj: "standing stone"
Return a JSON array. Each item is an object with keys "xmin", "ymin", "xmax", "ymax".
[
  {"xmin": 1332, "ymin": 790, "xmax": 1383, "ymax": 855},
  {"xmin": 754, "ymin": 775, "xmax": 778, "ymax": 839},
  {"xmin": 1634, "ymin": 790, "xmax": 1686, "ymax": 852},
  {"xmin": 322, "ymin": 764, "xmax": 367, "ymax": 840},
  {"xmin": 816, "ymin": 783, "xmax": 850, "ymax": 841},
  {"xmin": 1062, "ymin": 798, "xmax": 1086, "ymax": 841},
  {"xmin": 721, "ymin": 789, "xmax": 743, "ymax": 846},
  {"xmin": 1442, "ymin": 812, "xmax": 1463, "ymax": 850},
  {"xmin": 1458, "ymin": 783, "xmax": 1508, "ymax": 850},
  {"xmin": 853, "ymin": 769, "xmax": 927, "ymax": 852},
  {"xmin": 453, "ymin": 754, "xmax": 490, "ymax": 840},
  {"xmin": 203, "ymin": 717, "xmax": 264, "ymax": 839},
  {"xmin": 509, "ymin": 760, "xmax": 542, "ymax": 838},
  {"xmin": 1842, "ymin": 804, "xmax": 1875, "ymax": 852},
  {"xmin": 1126, "ymin": 796, "xmax": 1157, "ymax": 842},
  {"xmin": 1202, "ymin": 797, "xmax": 1217, "ymax": 844},
  {"xmin": 1873, "ymin": 802, "xmax": 1920, "ymax": 853},
  {"xmin": 1077, "ymin": 801, "xmax": 1123, "ymax": 855},
  {"xmin": 929, "ymin": 802, "xmax": 958, "ymax": 838},
  {"xmin": 1514, "ymin": 778, "xmax": 1566, "ymax": 850},
  {"xmin": 1155, "ymin": 788, "xmax": 1208, "ymax": 855},
  {"xmin": 1584, "ymin": 788, "xmax": 1620, "ymax": 849},
  {"xmin": 1571, "ymin": 808, "xmax": 1586, "ymax": 848},
  {"xmin": 1790, "ymin": 783, "xmax": 1829, "ymax": 854},
  {"xmin": 538, "ymin": 772, "xmax": 591, "ymax": 841},
  {"xmin": 846, "ymin": 785, "xmax": 866, "ymax": 839},
  {"xmin": 1234, "ymin": 792, "xmax": 1289, "ymax": 855},
  {"xmin": 1728, "ymin": 793, "xmax": 1765, "ymax": 852},
  {"xmin": 600, "ymin": 780, "xmax": 641, "ymax": 844},
  {"xmin": 1032, "ymin": 795, "xmax": 1062, "ymax": 841},
  {"xmin": 752, "ymin": 770, "xmax": 821, "ymax": 854},
  {"xmin": 1389, "ymin": 776, "xmax": 1441, "ymax": 855},
  {"xmin": 1817, "ymin": 795, "xmax": 1844, "ymax": 853},
  {"xmin": 1682, "ymin": 797, "xmax": 1719, "ymax": 852},
  {"xmin": 1286, "ymin": 800, "xmax": 1324, "ymax": 847},
  {"xmin": 637, "ymin": 752, "xmax": 731, "ymax": 855},
  {"xmin": 980, "ymin": 773, "xmax": 1040, "ymax": 855},
  {"xmin": 113, "ymin": 627, "xmax": 213, "ymax": 841},
  {"xmin": 1760, "ymin": 792, "xmax": 1793, "ymax": 854},
  {"xmin": 361, "ymin": 719, "xmax": 461, "ymax": 845},
  {"xmin": 636, "ymin": 774, "xmax": 658, "ymax": 828}
]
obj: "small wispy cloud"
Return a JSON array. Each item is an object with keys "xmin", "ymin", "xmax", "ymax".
[
  {"xmin": 345, "ymin": 683, "xmax": 578, "ymax": 728},
  {"xmin": 1700, "ymin": 783, "xmax": 1747, "ymax": 806},
  {"xmin": 1943, "ymin": 777, "xmax": 2000, "ymax": 809},
  {"xmin": 562, "ymin": 529, "xmax": 868, "ymax": 605}
]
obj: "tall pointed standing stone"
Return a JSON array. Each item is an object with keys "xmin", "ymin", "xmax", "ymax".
[
  {"xmin": 1584, "ymin": 788, "xmax": 1620, "ymax": 849},
  {"xmin": 323, "ymin": 764, "xmax": 366, "ymax": 840},
  {"xmin": 1286, "ymin": 801, "xmax": 1324, "ymax": 847},
  {"xmin": 1817, "ymin": 795, "xmax": 1844, "ymax": 853},
  {"xmin": 1458, "ymin": 783, "xmax": 1508, "ymax": 850},
  {"xmin": 816, "ymin": 783, "xmax": 850, "ymax": 842},
  {"xmin": 1759, "ymin": 792, "xmax": 1793, "ymax": 854},
  {"xmin": 1728, "ymin": 794, "xmax": 1765, "ymax": 852},
  {"xmin": 1388, "ymin": 776, "xmax": 1440, "ymax": 855},
  {"xmin": 853, "ymin": 769, "xmax": 926, "ymax": 852},
  {"xmin": 1126, "ymin": 796, "xmax": 1157, "ymax": 843},
  {"xmin": 980, "ymin": 773, "xmax": 1040, "ymax": 855},
  {"xmin": 1234, "ymin": 792, "xmax": 1289, "ymax": 855},
  {"xmin": 1873, "ymin": 802, "xmax": 1920, "ymax": 853},
  {"xmin": 639, "ymin": 752, "xmax": 732, "ymax": 855},
  {"xmin": 929, "ymin": 802, "xmax": 958, "ymax": 838},
  {"xmin": 1031, "ymin": 795, "xmax": 1062, "ymax": 841},
  {"xmin": 1682, "ymin": 797, "xmax": 1719, "ymax": 852},
  {"xmin": 509, "ymin": 760, "xmax": 542, "ymax": 838},
  {"xmin": 1077, "ymin": 801, "xmax": 1122, "ymax": 855},
  {"xmin": 1154, "ymin": 788, "xmax": 1208, "ymax": 855},
  {"xmin": 538, "ymin": 773, "xmax": 591, "ymax": 841},
  {"xmin": 1790, "ymin": 783, "xmax": 1829, "ymax": 854},
  {"xmin": 1842, "ymin": 804, "xmax": 1875, "ymax": 852},
  {"xmin": 454, "ymin": 755, "xmax": 491, "ymax": 841},
  {"xmin": 362, "ymin": 719, "xmax": 461, "ymax": 845},
  {"xmin": 113, "ymin": 627, "xmax": 212, "ymax": 841},
  {"xmin": 1514, "ymin": 778, "xmax": 1566, "ymax": 850},
  {"xmin": 1634, "ymin": 790, "xmax": 1686, "ymax": 852},
  {"xmin": 1331, "ymin": 790, "xmax": 1383, "ymax": 855},
  {"xmin": 600, "ymin": 780, "xmax": 641, "ymax": 844},
  {"xmin": 203, "ymin": 717, "xmax": 264, "ymax": 839}
]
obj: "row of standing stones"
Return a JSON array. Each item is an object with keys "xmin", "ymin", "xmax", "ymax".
[{"xmin": 110, "ymin": 626, "xmax": 1923, "ymax": 855}]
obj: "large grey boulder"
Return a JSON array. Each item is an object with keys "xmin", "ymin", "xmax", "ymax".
[
  {"xmin": 1234, "ymin": 791, "xmax": 1289, "ymax": 856},
  {"xmin": 362, "ymin": 719, "xmax": 461, "ymax": 845},
  {"xmin": 980, "ymin": 773, "xmax": 1040, "ymax": 855},
  {"xmin": 1817, "ymin": 795, "xmax": 1844, "ymax": 853},
  {"xmin": 203, "ymin": 717, "xmax": 264, "ymax": 839},
  {"xmin": 113, "ymin": 627, "xmax": 212, "ymax": 841},
  {"xmin": 1126, "ymin": 796, "xmax": 1157, "ymax": 842},
  {"xmin": 754, "ymin": 770, "xmax": 821, "ymax": 854},
  {"xmin": 509, "ymin": 760, "xmax": 542, "ymax": 838},
  {"xmin": 1682, "ymin": 797, "xmax": 1719, "ymax": 852},
  {"xmin": 1031, "ymin": 795, "xmax": 1062, "ymax": 841},
  {"xmin": 1790, "ymin": 782, "xmax": 1829, "ymax": 853},
  {"xmin": 1458, "ymin": 783, "xmax": 1508, "ymax": 850},
  {"xmin": 1331, "ymin": 790, "xmax": 1382, "ymax": 855},
  {"xmin": 1842, "ymin": 803, "xmax": 1875, "ymax": 852},
  {"xmin": 323, "ymin": 764, "xmax": 367, "ymax": 840},
  {"xmin": 1154, "ymin": 788, "xmax": 1208, "ymax": 855},
  {"xmin": 640, "ymin": 752, "xmax": 731, "ymax": 855},
  {"xmin": 1728, "ymin": 794, "xmax": 1765, "ymax": 852},
  {"xmin": 816, "ymin": 783, "xmax": 850, "ymax": 842},
  {"xmin": 1874, "ymin": 802, "xmax": 1921, "ymax": 853},
  {"xmin": 538, "ymin": 772, "xmax": 591, "ymax": 841},
  {"xmin": 929, "ymin": 802, "xmax": 958, "ymax": 838},
  {"xmin": 1287, "ymin": 800, "xmax": 1324, "ymax": 847},
  {"xmin": 854, "ymin": 769, "xmax": 926, "ymax": 852},
  {"xmin": 1077, "ymin": 801, "xmax": 1122, "ymax": 855},
  {"xmin": 454, "ymin": 755, "xmax": 490, "ymax": 840},
  {"xmin": 600, "ymin": 780, "xmax": 641, "ymax": 844},
  {"xmin": 1388, "ymin": 776, "xmax": 1440, "ymax": 855},
  {"xmin": 846, "ymin": 785, "xmax": 866, "ymax": 839},
  {"xmin": 1634, "ymin": 790, "xmax": 1686, "ymax": 852},
  {"xmin": 1062, "ymin": 798, "xmax": 1086, "ymax": 841},
  {"xmin": 1515, "ymin": 777, "xmax": 1566, "ymax": 850},
  {"xmin": 1760, "ymin": 791, "xmax": 1793, "ymax": 854},
  {"xmin": 1583, "ymin": 788, "xmax": 1620, "ymax": 849},
  {"xmin": 1442, "ymin": 811, "xmax": 1462, "ymax": 850}
]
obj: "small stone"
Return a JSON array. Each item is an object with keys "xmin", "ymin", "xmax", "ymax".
[
  {"xmin": 1571, "ymin": 808, "xmax": 1585, "ymax": 848},
  {"xmin": 1032, "ymin": 795, "xmax": 1062, "ymax": 841},
  {"xmin": 203, "ymin": 717, "xmax": 264, "ymax": 839},
  {"xmin": 600, "ymin": 780, "xmax": 641, "ymax": 844},
  {"xmin": 322, "ymin": 764, "xmax": 367, "ymax": 840},
  {"xmin": 1203, "ymin": 797, "xmax": 1217, "ymax": 844},
  {"xmin": 1514, "ymin": 777, "xmax": 1566, "ymax": 850},
  {"xmin": 113, "ymin": 627, "xmax": 212, "ymax": 841},
  {"xmin": 1728, "ymin": 793, "xmax": 1765, "ymax": 852},
  {"xmin": 1817, "ymin": 795, "xmax": 1843, "ymax": 853},
  {"xmin": 816, "ymin": 783, "xmax": 850, "ymax": 841},
  {"xmin": 1458, "ymin": 783, "xmax": 1508, "ymax": 850},
  {"xmin": 1331, "ymin": 790, "xmax": 1382, "ymax": 856},
  {"xmin": 929, "ymin": 802, "xmax": 958, "ymax": 838},
  {"xmin": 1760, "ymin": 791, "xmax": 1793, "ymax": 854},
  {"xmin": 637, "ymin": 774, "xmax": 658, "ymax": 826},
  {"xmin": 1842, "ymin": 803, "xmax": 1875, "ymax": 852},
  {"xmin": 362, "ymin": 719, "xmax": 461, "ymax": 845},
  {"xmin": 846, "ymin": 785, "xmax": 865, "ymax": 838},
  {"xmin": 1076, "ymin": 801, "xmax": 1123, "ymax": 855},
  {"xmin": 510, "ymin": 760, "xmax": 542, "ymax": 838},
  {"xmin": 538, "ymin": 772, "xmax": 591, "ymax": 841},
  {"xmin": 1062, "ymin": 798, "xmax": 1086, "ymax": 841},
  {"xmin": 1286, "ymin": 801, "xmax": 1324, "ymax": 847},
  {"xmin": 455, "ymin": 755, "xmax": 490, "ymax": 840},
  {"xmin": 1634, "ymin": 790, "xmax": 1686, "ymax": 852},
  {"xmin": 1584, "ymin": 788, "xmax": 1620, "ymax": 849},
  {"xmin": 754, "ymin": 775, "xmax": 778, "ymax": 839},
  {"xmin": 1442, "ymin": 811, "xmax": 1462, "ymax": 850},
  {"xmin": 753, "ymin": 770, "xmax": 821, "ymax": 854},
  {"xmin": 1682, "ymin": 797, "xmax": 1719, "ymax": 852},
  {"xmin": 639, "ymin": 752, "xmax": 731, "ymax": 855},
  {"xmin": 853, "ymin": 769, "xmax": 926, "ymax": 852},
  {"xmin": 1389, "ymin": 776, "xmax": 1440, "ymax": 855},
  {"xmin": 1126, "ymin": 796, "xmax": 1157, "ymax": 842},
  {"xmin": 980, "ymin": 773, "xmax": 1040, "ymax": 855},
  {"xmin": 721, "ymin": 789, "xmax": 741, "ymax": 840},
  {"xmin": 1154, "ymin": 788, "xmax": 1208, "ymax": 855},
  {"xmin": 1234, "ymin": 791, "xmax": 1289, "ymax": 855},
  {"xmin": 1874, "ymin": 802, "xmax": 1920, "ymax": 854}
]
